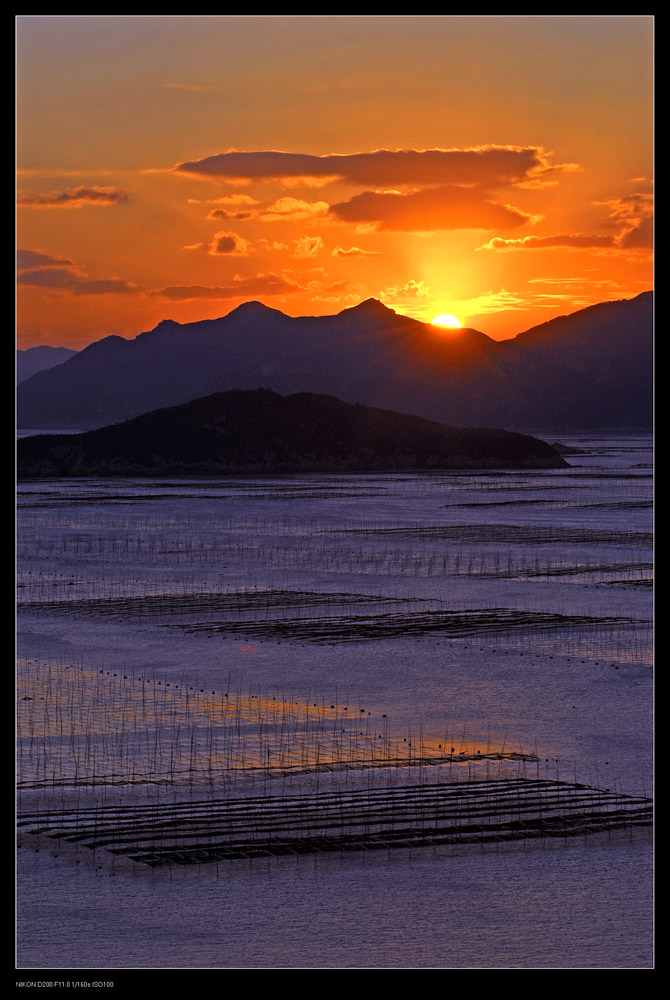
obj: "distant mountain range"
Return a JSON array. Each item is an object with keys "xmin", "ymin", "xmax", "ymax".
[
  {"xmin": 16, "ymin": 345, "xmax": 78, "ymax": 384},
  {"xmin": 16, "ymin": 292, "xmax": 652, "ymax": 432},
  {"xmin": 16, "ymin": 389, "xmax": 566, "ymax": 477}
]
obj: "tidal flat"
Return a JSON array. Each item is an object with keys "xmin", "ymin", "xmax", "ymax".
[{"xmin": 16, "ymin": 435, "xmax": 653, "ymax": 969}]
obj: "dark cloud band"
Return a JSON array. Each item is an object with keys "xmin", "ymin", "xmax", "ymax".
[
  {"xmin": 18, "ymin": 267, "xmax": 136, "ymax": 295},
  {"xmin": 147, "ymin": 273, "xmax": 301, "ymax": 300},
  {"xmin": 176, "ymin": 146, "xmax": 557, "ymax": 188},
  {"xmin": 17, "ymin": 186, "xmax": 131, "ymax": 208}
]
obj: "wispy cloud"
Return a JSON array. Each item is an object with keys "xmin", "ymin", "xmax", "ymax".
[
  {"xmin": 596, "ymin": 192, "xmax": 653, "ymax": 249},
  {"xmin": 189, "ymin": 195, "xmax": 260, "ymax": 220},
  {"xmin": 380, "ymin": 279, "xmax": 430, "ymax": 302},
  {"xmin": 457, "ymin": 289, "xmax": 530, "ymax": 313},
  {"xmin": 207, "ymin": 208, "xmax": 253, "ymax": 221},
  {"xmin": 18, "ymin": 267, "xmax": 137, "ymax": 295},
  {"xmin": 598, "ymin": 192, "xmax": 653, "ymax": 227},
  {"xmin": 17, "ymin": 249, "xmax": 75, "ymax": 269},
  {"xmin": 479, "ymin": 189, "xmax": 654, "ymax": 254},
  {"xmin": 617, "ymin": 217, "xmax": 653, "ymax": 249},
  {"xmin": 292, "ymin": 236, "xmax": 324, "ymax": 258},
  {"xmin": 260, "ymin": 197, "xmax": 329, "ymax": 222},
  {"xmin": 258, "ymin": 239, "xmax": 290, "ymax": 252},
  {"xmin": 478, "ymin": 229, "xmax": 651, "ymax": 252},
  {"xmin": 200, "ymin": 194, "xmax": 260, "ymax": 206},
  {"xmin": 527, "ymin": 277, "xmax": 626, "ymax": 289},
  {"xmin": 477, "ymin": 234, "xmax": 618, "ymax": 251},
  {"xmin": 17, "ymin": 248, "xmax": 137, "ymax": 295},
  {"xmin": 17, "ymin": 186, "xmax": 131, "ymax": 208},
  {"xmin": 454, "ymin": 285, "xmax": 634, "ymax": 318},
  {"xmin": 332, "ymin": 246, "xmax": 383, "ymax": 257},
  {"xmin": 147, "ymin": 272, "xmax": 302, "ymax": 300}
]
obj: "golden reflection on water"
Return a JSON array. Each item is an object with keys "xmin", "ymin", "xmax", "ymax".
[{"xmin": 17, "ymin": 658, "xmax": 526, "ymax": 790}]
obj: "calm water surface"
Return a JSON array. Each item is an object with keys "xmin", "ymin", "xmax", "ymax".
[{"xmin": 16, "ymin": 435, "xmax": 653, "ymax": 969}]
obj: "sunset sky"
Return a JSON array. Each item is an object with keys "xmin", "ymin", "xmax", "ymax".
[{"xmin": 16, "ymin": 15, "xmax": 653, "ymax": 349}]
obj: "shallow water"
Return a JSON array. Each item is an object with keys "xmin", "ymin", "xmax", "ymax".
[
  {"xmin": 17, "ymin": 834, "xmax": 652, "ymax": 969},
  {"xmin": 16, "ymin": 434, "xmax": 653, "ymax": 969}
]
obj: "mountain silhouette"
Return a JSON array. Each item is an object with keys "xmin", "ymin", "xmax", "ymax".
[
  {"xmin": 16, "ymin": 345, "xmax": 78, "ymax": 384},
  {"xmin": 16, "ymin": 292, "xmax": 652, "ymax": 432},
  {"xmin": 16, "ymin": 389, "xmax": 566, "ymax": 477}
]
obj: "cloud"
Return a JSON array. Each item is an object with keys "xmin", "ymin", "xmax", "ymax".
[
  {"xmin": 303, "ymin": 277, "xmax": 350, "ymax": 295},
  {"xmin": 208, "ymin": 231, "xmax": 252, "ymax": 256},
  {"xmin": 17, "ymin": 248, "xmax": 138, "ymax": 295},
  {"xmin": 147, "ymin": 272, "xmax": 302, "ymax": 300},
  {"xmin": 380, "ymin": 279, "xmax": 430, "ymax": 302},
  {"xmin": 175, "ymin": 145, "xmax": 567, "ymax": 188},
  {"xmin": 275, "ymin": 175, "xmax": 339, "ymax": 189},
  {"xmin": 311, "ymin": 292, "xmax": 362, "ymax": 305},
  {"xmin": 457, "ymin": 289, "xmax": 530, "ymax": 313},
  {"xmin": 17, "ymin": 249, "xmax": 75, "ymax": 269},
  {"xmin": 189, "ymin": 194, "xmax": 259, "ymax": 206},
  {"xmin": 477, "ymin": 193, "xmax": 651, "ymax": 254},
  {"xmin": 527, "ymin": 277, "xmax": 626, "ymax": 290},
  {"xmin": 260, "ymin": 197, "xmax": 329, "ymax": 222},
  {"xmin": 258, "ymin": 239, "xmax": 289, "ymax": 251},
  {"xmin": 206, "ymin": 208, "xmax": 253, "ymax": 220},
  {"xmin": 478, "ymin": 215, "xmax": 653, "ymax": 252},
  {"xmin": 292, "ymin": 236, "xmax": 324, "ymax": 258},
  {"xmin": 17, "ymin": 186, "xmax": 131, "ymax": 208},
  {"xmin": 332, "ymin": 246, "xmax": 383, "ymax": 257},
  {"xmin": 148, "ymin": 269, "xmax": 352, "ymax": 302},
  {"xmin": 617, "ymin": 216, "xmax": 653, "ymax": 249},
  {"xmin": 215, "ymin": 194, "xmax": 258, "ymax": 205},
  {"xmin": 18, "ymin": 267, "xmax": 137, "ymax": 295},
  {"xmin": 455, "ymin": 286, "xmax": 631, "ymax": 316},
  {"xmin": 599, "ymin": 192, "xmax": 653, "ymax": 227},
  {"xmin": 330, "ymin": 185, "xmax": 534, "ymax": 232},
  {"xmin": 175, "ymin": 147, "xmax": 571, "ymax": 234},
  {"xmin": 477, "ymin": 234, "xmax": 618, "ymax": 251},
  {"xmin": 597, "ymin": 193, "xmax": 654, "ymax": 250}
]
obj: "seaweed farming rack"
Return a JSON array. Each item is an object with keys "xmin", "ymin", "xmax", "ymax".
[
  {"xmin": 18, "ymin": 776, "xmax": 651, "ymax": 868},
  {"xmin": 17, "ymin": 658, "xmax": 652, "ymax": 869}
]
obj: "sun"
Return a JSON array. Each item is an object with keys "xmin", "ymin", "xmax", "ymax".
[{"xmin": 431, "ymin": 313, "xmax": 462, "ymax": 328}]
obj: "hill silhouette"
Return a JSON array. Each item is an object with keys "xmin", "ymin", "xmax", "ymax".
[
  {"xmin": 16, "ymin": 292, "xmax": 652, "ymax": 432},
  {"xmin": 16, "ymin": 389, "xmax": 566, "ymax": 477},
  {"xmin": 16, "ymin": 345, "xmax": 78, "ymax": 384}
]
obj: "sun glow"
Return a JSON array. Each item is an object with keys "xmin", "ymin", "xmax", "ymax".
[{"xmin": 431, "ymin": 313, "xmax": 462, "ymax": 328}]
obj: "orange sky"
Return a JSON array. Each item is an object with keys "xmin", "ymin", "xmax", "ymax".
[{"xmin": 16, "ymin": 15, "xmax": 653, "ymax": 349}]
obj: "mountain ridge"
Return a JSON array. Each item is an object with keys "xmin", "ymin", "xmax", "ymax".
[
  {"xmin": 16, "ymin": 345, "xmax": 79, "ymax": 384},
  {"xmin": 17, "ymin": 291, "xmax": 652, "ymax": 432}
]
